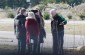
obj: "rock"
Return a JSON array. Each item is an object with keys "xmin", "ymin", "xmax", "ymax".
[{"xmin": 76, "ymin": 46, "xmax": 85, "ymax": 51}]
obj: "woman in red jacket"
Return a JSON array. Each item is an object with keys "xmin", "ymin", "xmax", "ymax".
[{"xmin": 25, "ymin": 12, "xmax": 40, "ymax": 54}]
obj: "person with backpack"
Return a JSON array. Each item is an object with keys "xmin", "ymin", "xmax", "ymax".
[
  {"xmin": 25, "ymin": 12, "xmax": 40, "ymax": 55},
  {"xmin": 14, "ymin": 8, "xmax": 27, "ymax": 55},
  {"xmin": 50, "ymin": 9, "xmax": 67, "ymax": 55}
]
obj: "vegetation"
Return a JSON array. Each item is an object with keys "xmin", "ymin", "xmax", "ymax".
[
  {"xmin": 67, "ymin": 14, "xmax": 72, "ymax": 20},
  {"xmin": 79, "ymin": 13, "xmax": 85, "ymax": 20},
  {"xmin": 43, "ymin": 12, "xmax": 50, "ymax": 20},
  {"xmin": 0, "ymin": 0, "xmax": 85, "ymax": 9},
  {"xmin": 7, "ymin": 12, "xmax": 15, "ymax": 18}
]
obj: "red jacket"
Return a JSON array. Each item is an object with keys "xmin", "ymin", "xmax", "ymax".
[{"xmin": 25, "ymin": 19, "xmax": 40, "ymax": 43}]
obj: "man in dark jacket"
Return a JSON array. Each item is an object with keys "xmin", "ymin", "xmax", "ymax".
[
  {"xmin": 14, "ymin": 8, "xmax": 26, "ymax": 55},
  {"xmin": 50, "ymin": 9, "xmax": 67, "ymax": 55}
]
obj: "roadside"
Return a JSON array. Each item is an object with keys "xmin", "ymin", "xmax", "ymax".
[{"xmin": 0, "ymin": 31, "xmax": 85, "ymax": 49}]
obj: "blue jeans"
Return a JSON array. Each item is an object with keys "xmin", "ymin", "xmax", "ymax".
[
  {"xmin": 18, "ymin": 38, "xmax": 26, "ymax": 55},
  {"xmin": 52, "ymin": 30, "xmax": 64, "ymax": 55}
]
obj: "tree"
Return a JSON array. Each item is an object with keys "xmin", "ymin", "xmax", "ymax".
[
  {"xmin": 0, "ymin": 0, "xmax": 6, "ymax": 8},
  {"xmin": 0, "ymin": 0, "xmax": 84, "ymax": 9}
]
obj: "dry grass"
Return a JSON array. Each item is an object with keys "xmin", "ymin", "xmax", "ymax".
[
  {"xmin": 0, "ymin": 23, "xmax": 85, "ymax": 35},
  {"xmin": 65, "ymin": 24, "xmax": 85, "ymax": 35},
  {"xmin": 45, "ymin": 23, "xmax": 85, "ymax": 35},
  {"xmin": 0, "ymin": 23, "xmax": 14, "ymax": 31},
  {"xmin": 0, "ymin": 11, "xmax": 7, "ymax": 18}
]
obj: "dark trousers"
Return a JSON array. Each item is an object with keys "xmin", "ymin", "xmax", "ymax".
[
  {"xmin": 18, "ymin": 38, "xmax": 26, "ymax": 55},
  {"xmin": 37, "ymin": 28, "xmax": 46, "ymax": 54},
  {"xmin": 52, "ymin": 30, "xmax": 64, "ymax": 55},
  {"xmin": 28, "ymin": 34, "xmax": 39, "ymax": 54}
]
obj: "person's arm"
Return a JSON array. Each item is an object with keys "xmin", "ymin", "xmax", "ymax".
[
  {"xmin": 59, "ymin": 20, "xmax": 67, "ymax": 25},
  {"xmin": 14, "ymin": 15, "xmax": 19, "ymax": 35},
  {"xmin": 58, "ymin": 14, "xmax": 67, "ymax": 25},
  {"xmin": 14, "ymin": 18, "xmax": 16, "ymax": 35},
  {"xmin": 41, "ymin": 17, "xmax": 45, "ymax": 27},
  {"xmin": 25, "ymin": 19, "xmax": 28, "ymax": 31}
]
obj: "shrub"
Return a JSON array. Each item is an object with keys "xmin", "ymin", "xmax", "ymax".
[
  {"xmin": 43, "ymin": 12, "xmax": 50, "ymax": 20},
  {"xmin": 67, "ymin": 15, "xmax": 72, "ymax": 19},
  {"xmin": 7, "ymin": 12, "xmax": 15, "ymax": 18},
  {"xmin": 79, "ymin": 13, "xmax": 85, "ymax": 20}
]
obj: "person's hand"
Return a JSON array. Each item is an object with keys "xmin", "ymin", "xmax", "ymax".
[{"xmin": 59, "ymin": 21, "xmax": 64, "ymax": 25}]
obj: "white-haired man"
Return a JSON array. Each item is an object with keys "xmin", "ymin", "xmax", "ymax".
[{"xmin": 50, "ymin": 9, "xmax": 67, "ymax": 55}]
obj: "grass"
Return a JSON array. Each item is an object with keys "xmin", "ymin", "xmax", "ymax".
[
  {"xmin": 0, "ymin": 23, "xmax": 14, "ymax": 31},
  {"xmin": 0, "ymin": 23, "xmax": 85, "ymax": 35},
  {"xmin": 65, "ymin": 24, "xmax": 85, "ymax": 35},
  {"xmin": 0, "ymin": 11, "xmax": 7, "ymax": 18},
  {"xmin": 45, "ymin": 23, "xmax": 85, "ymax": 35}
]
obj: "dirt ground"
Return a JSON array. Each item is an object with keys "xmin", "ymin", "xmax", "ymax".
[{"xmin": 0, "ymin": 44, "xmax": 85, "ymax": 55}]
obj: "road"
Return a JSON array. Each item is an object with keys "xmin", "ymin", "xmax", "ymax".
[
  {"xmin": 1, "ymin": 19, "xmax": 85, "ymax": 24},
  {"xmin": 0, "ymin": 31, "xmax": 85, "ymax": 49}
]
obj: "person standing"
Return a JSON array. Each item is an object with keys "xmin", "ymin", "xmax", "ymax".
[
  {"xmin": 31, "ymin": 9, "xmax": 46, "ymax": 54},
  {"xmin": 25, "ymin": 12, "xmax": 40, "ymax": 55},
  {"xmin": 50, "ymin": 9, "xmax": 67, "ymax": 55},
  {"xmin": 14, "ymin": 8, "xmax": 27, "ymax": 55}
]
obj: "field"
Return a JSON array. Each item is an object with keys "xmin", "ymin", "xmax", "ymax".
[
  {"xmin": 45, "ymin": 23, "xmax": 85, "ymax": 35},
  {"xmin": 0, "ymin": 23, "xmax": 85, "ymax": 35}
]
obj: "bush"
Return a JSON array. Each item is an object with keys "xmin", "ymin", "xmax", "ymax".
[
  {"xmin": 79, "ymin": 13, "xmax": 85, "ymax": 20},
  {"xmin": 43, "ymin": 12, "xmax": 50, "ymax": 20},
  {"xmin": 7, "ymin": 12, "xmax": 15, "ymax": 18},
  {"xmin": 67, "ymin": 15, "xmax": 72, "ymax": 19}
]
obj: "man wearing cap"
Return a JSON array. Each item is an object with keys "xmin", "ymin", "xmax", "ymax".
[
  {"xmin": 14, "ymin": 8, "xmax": 27, "ymax": 55},
  {"xmin": 50, "ymin": 9, "xmax": 67, "ymax": 55}
]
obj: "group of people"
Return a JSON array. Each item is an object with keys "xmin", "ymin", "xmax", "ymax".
[
  {"xmin": 14, "ymin": 8, "xmax": 45, "ymax": 55},
  {"xmin": 14, "ymin": 7, "xmax": 67, "ymax": 55}
]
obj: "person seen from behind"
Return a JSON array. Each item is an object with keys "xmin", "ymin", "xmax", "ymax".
[{"xmin": 25, "ymin": 12, "xmax": 40, "ymax": 55}]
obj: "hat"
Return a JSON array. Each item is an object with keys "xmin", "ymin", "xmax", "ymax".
[
  {"xmin": 31, "ymin": 10, "xmax": 38, "ymax": 13},
  {"xmin": 26, "ymin": 12, "xmax": 36, "ymax": 20},
  {"xmin": 20, "ymin": 8, "xmax": 26, "ymax": 12}
]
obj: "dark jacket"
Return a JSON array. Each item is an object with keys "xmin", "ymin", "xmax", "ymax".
[
  {"xmin": 14, "ymin": 14, "xmax": 26, "ymax": 39},
  {"xmin": 51, "ymin": 13, "xmax": 67, "ymax": 32},
  {"xmin": 35, "ymin": 14, "xmax": 46, "ymax": 43}
]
